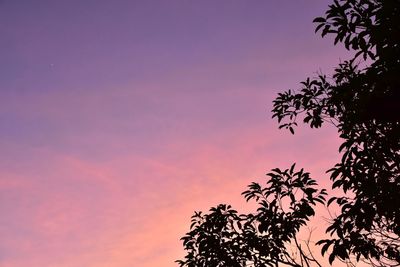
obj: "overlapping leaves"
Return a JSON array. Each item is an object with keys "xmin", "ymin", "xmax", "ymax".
[
  {"xmin": 177, "ymin": 165, "xmax": 326, "ymax": 267},
  {"xmin": 272, "ymin": 0, "xmax": 400, "ymax": 265}
]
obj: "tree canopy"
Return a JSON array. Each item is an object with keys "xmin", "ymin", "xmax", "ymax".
[
  {"xmin": 177, "ymin": 166, "xmax": 326, "ymax": 267},
  {"xmin": 178, "ymin": 0, "xmax": 400, "ymax": 266}
]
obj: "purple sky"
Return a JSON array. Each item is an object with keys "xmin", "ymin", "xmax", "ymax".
[{"xmin": 0, "ymin": 1, "xmax": 355, "ymax": 266}]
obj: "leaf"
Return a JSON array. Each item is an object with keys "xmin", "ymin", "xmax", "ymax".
[
  {"xmin": 321, "ymin": 241, "xmax": 332, "ymax": 256},
  {"xmin": 327, "ymin": 197, "xmax": 337, "ymax": 206},
  {"xmin": 313, "ymin": 17, "xmax": 326, "ymax": 23},
  {"xmin": 329, "ymin": 252, "xmax": 336, "ymax": 264}
]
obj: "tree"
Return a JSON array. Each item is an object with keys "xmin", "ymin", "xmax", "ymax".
[
  {"xmin": 273, "ymin": 0, "xmax": 400, "ymax": 265},
  {"xmin": 177, "ymin": 165, "xmax": 327, "ymax": 267},
  {"xmin": 178, "ymin": 0, "xmax": 400, "ymax": 266}
]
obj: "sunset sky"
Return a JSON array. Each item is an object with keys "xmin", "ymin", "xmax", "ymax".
[{"xmin": 0, "ymin": 1, "xmax": 354, "ymax": 266}]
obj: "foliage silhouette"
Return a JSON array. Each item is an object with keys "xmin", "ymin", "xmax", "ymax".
[
  {"xmin": 177, "ymin": 165, "xmax": 326, "ymax": 267},
  {"xmin": 273, "ymin": 0, "xmax": 400, "ymax": 265},
  {"xmin": 179, "ymin": 0, "xmax": 399, "ymax": 266}
]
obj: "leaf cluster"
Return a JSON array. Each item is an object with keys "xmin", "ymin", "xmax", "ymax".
[
  {"xmin": 272, "ymin": 0, "xmax": 400, "ymax": 265},
  {"xmin": 177, "ymin": 165, "xmax": 326, "ymax": 267}
]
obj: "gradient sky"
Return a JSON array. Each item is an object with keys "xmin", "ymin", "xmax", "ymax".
[{"xmin": 0, "ymin": 1, "xmax": 355, "ymax": 266}]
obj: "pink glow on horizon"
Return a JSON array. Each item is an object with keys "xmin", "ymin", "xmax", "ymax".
[{"xmin": 0, "ymin": 120, "xmax": 342, "ymax": 266}]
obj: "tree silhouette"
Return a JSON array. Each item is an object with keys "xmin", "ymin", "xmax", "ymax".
[
  {"xmin": 179, "ymin": 0, "xmax": 399, "ymax": 266},
  {"xmin": 273, "ymin": 0, "xmax": 400, "ymax": 265},
  {"xmin": 177, "ymin": 166, "xmax": 326, "ymax": 267}
]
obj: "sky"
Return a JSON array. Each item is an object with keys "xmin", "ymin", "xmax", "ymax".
[{"xmin": 0, "ymin": 1, "xmax": 354, "ymax": 266}]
